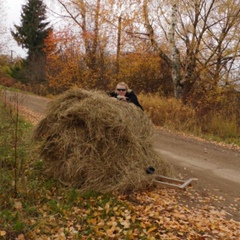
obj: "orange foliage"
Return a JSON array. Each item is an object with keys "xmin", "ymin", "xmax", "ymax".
[
  {"xmin": 43, "ymin": 27, "xmax": 172, "ymax": 95},
  {"xmin": 44, "ymin": 29, "xmax": 84, "ymax": 93},
  {"xmin": 0, "ymin": 76, "xmax": 16, "ymax": 87},
  {"xmin": 118, "ymin": 52, "xmax": 172, "ymax": 95}
]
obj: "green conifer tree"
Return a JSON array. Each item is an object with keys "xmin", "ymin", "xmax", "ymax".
[{"xmin": 11, "ymin": 0, "xmax": 51, "ymax": 84}]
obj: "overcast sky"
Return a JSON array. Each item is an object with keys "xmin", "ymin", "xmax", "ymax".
[
  {"xmin": 6, "ymin": 0, "xmax": 25, "ymax": 26},
  {"xmin": 6, "ymin": 0, "xmax": 27, "ymax": 57}
]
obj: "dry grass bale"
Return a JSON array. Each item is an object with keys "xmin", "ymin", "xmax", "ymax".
[{"xmin": 32, "ymin": 88, "xmax": 173, "ymax": 193}]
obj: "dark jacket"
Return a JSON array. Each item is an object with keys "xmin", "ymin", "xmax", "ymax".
[{"xmin": 109, "ymin": 91, "xmax": 144, "ymax": 110}]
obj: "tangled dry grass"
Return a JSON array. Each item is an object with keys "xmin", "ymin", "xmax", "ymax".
[{"xmin": 32, "ymin": 88, "xmax": 173, "ymax": 193}]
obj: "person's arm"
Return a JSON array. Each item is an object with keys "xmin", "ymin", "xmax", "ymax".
[
  {"xmin": 126, "ymin": 91, "xmax": 144, "ymax": 110},
  {"xmin": 108, "ymin": 92, "xmax": 117, "ymax": 98}
]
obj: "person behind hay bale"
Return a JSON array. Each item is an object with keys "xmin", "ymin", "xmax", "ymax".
[
  {"xmin": 32, "ymin": 88, "xmax": 173, "ymax": 193},
  {"xmin": 109, "ymin": 82, "xmax": 143, "ymax": 110}
]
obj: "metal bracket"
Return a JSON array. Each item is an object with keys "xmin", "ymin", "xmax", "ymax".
[{"xmin": 154, "ymin": 175, "xmax": 197, "ymax": 190}]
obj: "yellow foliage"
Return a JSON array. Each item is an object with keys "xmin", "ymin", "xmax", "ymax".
[{"xmin": 139, "ymin": 93, "xmax": 196, "ymax": 130}]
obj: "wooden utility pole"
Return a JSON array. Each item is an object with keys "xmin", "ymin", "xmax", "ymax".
[
  {"xmin": 116, "ymin": 15, "xmax": 122, "ymax": 79},
  {"xmin": 11, "ymin": 50, "xmax": 14, "ymax": 62}
]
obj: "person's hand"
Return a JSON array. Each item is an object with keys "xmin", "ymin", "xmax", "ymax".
[{"xmin": 117, "ymin": 95, "xmax": 127, "ymax": 101}]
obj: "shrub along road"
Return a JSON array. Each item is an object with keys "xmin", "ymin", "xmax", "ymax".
[{"xmin": 3, "ymin": 90, "xmax": 240, "ymax": 222}]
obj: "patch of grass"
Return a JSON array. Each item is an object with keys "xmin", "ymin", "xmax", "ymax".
[{"xmin": 0, "ymin": 103, "xmax": 144, "ymax": 239}]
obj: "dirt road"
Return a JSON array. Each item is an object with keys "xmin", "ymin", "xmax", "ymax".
[
  {"xmin": 153, "ymin": 129, "xmax": 240, "ymax": 220},
  {"xmin": 2, "ymin": 90, "xmax": 240, "ymax": 221}
]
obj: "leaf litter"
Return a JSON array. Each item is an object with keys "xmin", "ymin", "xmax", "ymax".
[{"xmin": 4, "ymin": 187, "xmax": 239, "ymax": 239}]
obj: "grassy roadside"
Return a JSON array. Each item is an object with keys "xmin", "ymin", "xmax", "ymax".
[
  {"xmin": 139, "ymin": 93, "xmax": 240, "ymax": 148},
  {"xmin": 0, "ymin": 103, "xmax": 139, "ymax": 239},
  {"xmin": 1, "ymin": 85, "xmax": 239, "ymax": 148},
  {"xmin": 1, "ymin": 99, "xmax": 240, "ymax": 239}
]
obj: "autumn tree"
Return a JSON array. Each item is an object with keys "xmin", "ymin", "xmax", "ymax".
[
  {"xmin": 44, "ymin": 29, "xmax": 85, "ymax": 93},
  {"xmin": 54, "ymin": 0, "xmax": 111, "ymax": 88},
  {"xmin": 142, "ymin": 0, "xmax": 240, "ymax": 101},
  {"xmin": 11, "ymin": 0, "xmax": 51, "ymax": 84},
  {"xmin": 46, "ymin": 0, "xmax": 240, "ymax": 99},
  {"xmin": 52, "ymin": 0, "xmax": 155, "ymax": 90},
  {"xmin": 119, "ymin": 52, "xmax": 172, "ymax": 95}
]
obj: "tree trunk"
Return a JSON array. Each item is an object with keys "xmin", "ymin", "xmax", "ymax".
[
  {"xmin": 143, "ymin": 0, "xmax": 182, "ymax": 98},
  {"xmin": 169, "ymin": 3, "xmax": 182, "ymax": 98},
  {"xmin": 116, "ymin": 16, "xmax": 122, "ymax": 79}
]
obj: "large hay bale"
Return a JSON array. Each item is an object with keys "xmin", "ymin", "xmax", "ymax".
[{"xmin": 32, "ymin": 88, "xmax": 172, "ymax": 193}]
